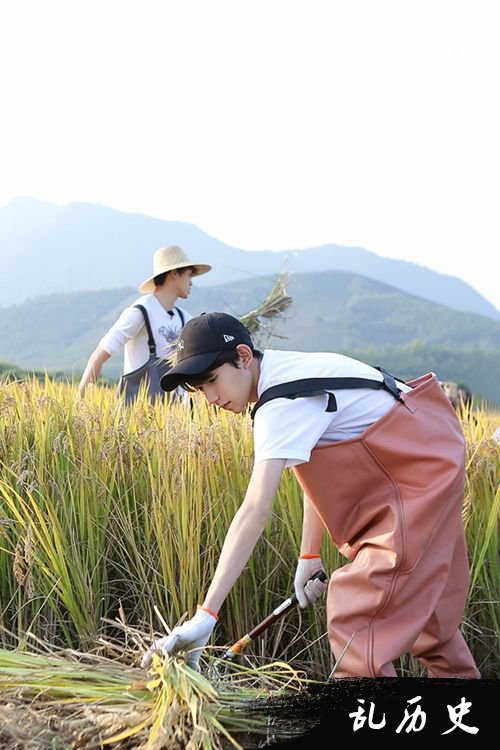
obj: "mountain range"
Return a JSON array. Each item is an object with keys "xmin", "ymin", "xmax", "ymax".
[
  {"xmin": 1, "ymin": 197, "xmax": 499, "ymax": 405},
  {"xmin": 1, "ymin": 197, "xmax": 499, "ymax": 321}
]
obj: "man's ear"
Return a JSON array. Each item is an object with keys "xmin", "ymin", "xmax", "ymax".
[{"xmin": 236, "ymin": 344, "xmax": 253, "ymax": 368}]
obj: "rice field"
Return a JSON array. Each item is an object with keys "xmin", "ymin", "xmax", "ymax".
[{"xmin": 0, "ymin": 377, "xmax": 498, "ymax": 747}]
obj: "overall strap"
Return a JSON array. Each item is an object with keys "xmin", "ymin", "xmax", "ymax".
[
  {"xmin": 251, "ymin": 366, "xmax": 403, "ymax": 421},
  {"xmin": 133, "ymin": 304, "xmax": 157, "ymax": 357},
  {"xmin": 175, "ymin": 307, "xmax": 185, "ymax": 326}
]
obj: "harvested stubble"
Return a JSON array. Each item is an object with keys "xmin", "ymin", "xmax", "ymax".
[{"xmin": 0, "ymin": 643, "xmax": 310, "ymax": 749}]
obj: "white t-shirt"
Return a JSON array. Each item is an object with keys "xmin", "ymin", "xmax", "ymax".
[
  {"xmin": 253, "ymin": 350, "xmax": 411, "ymax": 467},
  {"xmin": 99, "ymin": 294, "xmax": 191, "ymax": 374}
]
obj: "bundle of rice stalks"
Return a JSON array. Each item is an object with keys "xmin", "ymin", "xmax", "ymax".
[
  {"xmin": 0, "ymin": 641, "xmax": 310, "ymax": 750},
  {"xmin": 238, "ymin": 265, "xmax": 293, "ymax": 341}
]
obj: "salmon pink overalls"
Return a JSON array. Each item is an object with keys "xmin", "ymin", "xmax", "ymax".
[{"xmin": 254, "ymin": 371, "xmax": 480, "ymax": 678}]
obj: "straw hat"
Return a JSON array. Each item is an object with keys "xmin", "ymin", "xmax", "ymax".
[{"xmin": 139, "ymin": 246, "xmax": 212, "ymax": 293}]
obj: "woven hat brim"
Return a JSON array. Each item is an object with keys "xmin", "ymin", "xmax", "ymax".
[{"xmin": 138, "ymin": 262, "xmax": 212, "ymax": 293}]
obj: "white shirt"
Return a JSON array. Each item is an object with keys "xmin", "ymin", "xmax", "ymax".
[
  {"xmin": 253, "ymin": 350, "xmax": 411, "ymax": 467},
  {"xmin": 99, "ymin": 294, "xmax": 191, "ymax": 374}
]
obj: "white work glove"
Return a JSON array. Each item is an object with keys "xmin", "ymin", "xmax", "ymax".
[
  {"xmin": 294, "ymin": 556, "xmax": 328, "ymax": 609},
  {"xmin": 141, "ymin": 607, "xmax": 217, "ymax": 671}
]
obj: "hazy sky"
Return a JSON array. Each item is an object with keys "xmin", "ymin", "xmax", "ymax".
[{"xmin": 1, "ymin": 1, "xmax": 499, "ymax": 309}]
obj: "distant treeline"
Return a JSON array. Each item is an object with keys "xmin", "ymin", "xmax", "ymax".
[
  {"xmin": 345, "ymin": 342, "xmax": 500, "ymax": 407},
  {"xmin": 2, "ymin": 342, "xmax": 499, "ymax": 407},
  {"xmin": 0, "ymin": 361, "xmax": 104, "ymax": 387},
  {"xmin": 0, "ymin": 361, "xmax": 73, "ymax": 384}
]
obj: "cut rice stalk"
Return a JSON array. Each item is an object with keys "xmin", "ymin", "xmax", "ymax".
[{"xmin": 0, "ymin": 646, "xmax": 309, "ymax": 749}]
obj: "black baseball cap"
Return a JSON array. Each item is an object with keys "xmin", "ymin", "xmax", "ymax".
[{"xmin": 160, "ymin": 312, "xmax": 254, "ymax": 392}]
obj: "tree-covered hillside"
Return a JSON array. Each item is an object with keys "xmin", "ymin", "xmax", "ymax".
[
  {"xmin": 1, "ymin": 270, "xmax": 499, "ymax": 403},
  {"xmin": 189, "ymin": 271, "xmax": 500, "ymax": 352}
]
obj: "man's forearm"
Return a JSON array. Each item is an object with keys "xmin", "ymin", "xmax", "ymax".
[
  {"xmin": 300, "ymin": 494, "xmax": 325, "ymax": 555},
  {"xmin": 78, "ymin": 347, "xmax": 111, "ymax": 397},
  {"xmin": 202, "ymin": 458, "xmax": 286, "ymax": 614}
]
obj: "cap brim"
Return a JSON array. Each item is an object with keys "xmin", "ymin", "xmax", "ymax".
[{"xmin": 160, "ymin": 350, "xmax": 221, "ymax": 391}]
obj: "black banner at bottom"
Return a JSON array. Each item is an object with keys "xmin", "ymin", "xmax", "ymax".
[{"xmin": 243, "ymin": 678, "xmax": 499, "ymax": 745}]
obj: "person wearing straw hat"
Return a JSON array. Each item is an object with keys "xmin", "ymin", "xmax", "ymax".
[{"xmin": 78, "ymin": 246, "xmax": 211, "ymax": 401}]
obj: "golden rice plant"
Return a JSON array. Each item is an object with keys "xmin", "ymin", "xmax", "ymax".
[
  {"xmin": 0, "ymin": 376, "xmax": 329, "ymax": 673},
  {"xmin": 460, "ymin": 405, "xmax": 500, "ymax": 675},
  {"xmin": 0, "ymin": 376, "xmax": 498, "ymax": 679}
]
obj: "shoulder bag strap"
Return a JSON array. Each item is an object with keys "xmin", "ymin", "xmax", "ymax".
[{"xmin": 251, "ymin": 367, "xmax": 404, "ymax": 421}]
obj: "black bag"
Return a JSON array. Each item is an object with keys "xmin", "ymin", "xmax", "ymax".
[{"xmin": 117, "ymin": 304, "xmax": 184, "ymax": 405}]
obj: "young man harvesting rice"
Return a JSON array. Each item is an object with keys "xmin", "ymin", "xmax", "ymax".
[
  {"xmin": 142, "ymin": 312, "xmax": 480, "ymax": 678},
  {"xmin": 78, "ymin": 245, "xmax": 211, "ymax": 403}
]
